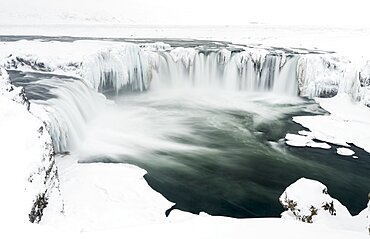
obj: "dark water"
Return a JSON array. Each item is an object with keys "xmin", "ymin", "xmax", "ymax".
[
  {"xmin": 8, "ymin": 70, "xmax": 81, "ymax": 101},
  {"xmin": 76, "ymin": 91, "xmax": 370, "ymax": 217}
]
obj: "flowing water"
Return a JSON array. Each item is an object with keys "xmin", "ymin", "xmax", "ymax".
[
  {"xmin": 76, "ymin": 90, "xmax": 370, "ymax": 217},
  {"xmin": 7, "ymin": 42, "xmax": 370, "ymax": 218}
]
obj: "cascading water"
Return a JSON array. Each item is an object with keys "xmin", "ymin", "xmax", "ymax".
[
  {"xmin": 9, "ymin": 71, "xmax": 106, "ymax": 152},
  {"xmin": 7, "ymin": 41, "xmax": 370, "ymax": 219},
  {"xmin": 82, "ymin": 45, "xmax": 300, "ymax": 96}
]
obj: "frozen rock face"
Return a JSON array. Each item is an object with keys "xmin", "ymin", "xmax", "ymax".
[
  {"xmin": 298, "ymin": 55, "xmax": 370, "ymax": 107},
  {"xmin": 279, "ymin": 178, "xmax": 352, "ymax": 223},
  {"xmin": 0, "ymin": 68, "xmax": 61, "ymax": 223},
  {"xmin": 0, "ymin": 68, "xmax": 30, "ymax": 109}
]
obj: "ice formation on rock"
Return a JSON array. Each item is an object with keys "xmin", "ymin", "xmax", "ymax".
[
  {"xmin": 298, "ymin": 55, "xmax": 370, "ymax": 106},
  {"xmin": 280, "ymin": 178, "xmax": 352, "ymax": 223}
]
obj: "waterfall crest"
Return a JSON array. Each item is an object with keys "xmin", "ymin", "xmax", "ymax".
[{"xmin": 82, "ymin": 46, "xmax": 300, "ymax": 96}]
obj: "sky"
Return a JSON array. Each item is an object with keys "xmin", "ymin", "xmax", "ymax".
[{"xmin": 1, "ymin": 0, "xmax": 369, "ymax": 26}]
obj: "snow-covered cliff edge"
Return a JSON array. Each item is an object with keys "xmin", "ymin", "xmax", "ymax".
[{"xmin": 0, "ymin": 68, "xmax": 61, "ymax": 224}]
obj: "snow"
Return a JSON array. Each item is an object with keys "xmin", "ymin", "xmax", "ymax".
[
  {"xmin": 0, "ymin": 96, "xmax": 58, "ymax": 224},
  {"xmin": 41, "ymin": 160, "xmax": 369, "ymax": 238},
  {"xmin": 291, "ymin": 94, "xmax": 370, "ymax": 154},
  {"xmin": 285, "ymin": 133, "xmax": 331, "ymax": 149},
  {"xmin": 80, "ymin": 215, "xmax": 368, "ymax": 239},
  {"xmin": 297, "ymin": 54, "xmax": 370, "ymax": 106},
  {"xmin": 280, "ymin": 178, "xmax": 368, "ymax": 233},
  {"xmin": 1, "ymin": 0, "xmax": 369, "ymax": 26},
  {"xmin": 0, "ymin": 95, "xmax": 36, "ymax": 223},
  {"xmin": 337, "ymin": 147, "xmax": 355, "ymax": 156},
  {"xmin": 42, "ymin": 155, "xmax": 174, "ymax": 231}
]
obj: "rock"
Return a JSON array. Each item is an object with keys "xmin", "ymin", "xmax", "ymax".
[
  {"xmin": 0, "ymin": 68, "xmax": 30, "ymax": 110},
  {"xmin": 279, "ymin": 178, "xmax": 352, "ymax": 223}
]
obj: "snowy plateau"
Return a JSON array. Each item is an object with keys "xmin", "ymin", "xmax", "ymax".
[{"xmin": 0, "ymin": 24, "xmax": 369, "ymax": 239}]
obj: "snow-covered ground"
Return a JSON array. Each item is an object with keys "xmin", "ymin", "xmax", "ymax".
[
  {"xmin": 1, "ymin": 25, "xmax": 370, "ymax": 55},
  {"xmin": 0, "ymin": 69, "xmax": 59, "ymax": 225},
  {"xmin": 42, "ymin": 155, "xmax": 174, "ymax": 231},
  {"xmin": 2, "ymin": 0, "xmax": 369, "ymax": 26}
]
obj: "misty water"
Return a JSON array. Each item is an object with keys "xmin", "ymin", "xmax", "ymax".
[{"xmin": 74, "ymin": 89, "xmax": 370, "ymax": 217}]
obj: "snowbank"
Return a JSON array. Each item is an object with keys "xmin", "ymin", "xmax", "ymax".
[
  {"xmin": 0, "ymin": 69, "xmax": 61, "ymax": 225},
  {"xmin": 290, "ymin": 94, "xmax": 370, "ymax": 154},
  {"xmin": 42, "ymin": 155, "xmax": 174, "ymax": 231}
]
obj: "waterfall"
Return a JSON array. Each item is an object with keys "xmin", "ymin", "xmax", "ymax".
[
  {"xmin": 82, "ymin": 44, "xmax": 154, "ymax": 95},
  {"xmin": 9, "ymin": 71, "xmax": 106, "ymax": 153},
  {"xmin": 10, "ymin": 44, "xmax": 302, "ymax": 154},
  {"xmin": 39, "ymin": 78, "xmax": 105, "ymax": 153},
  {"xmin": 81, "ymin": 45, "xmax": 300, "ymax": 96}
]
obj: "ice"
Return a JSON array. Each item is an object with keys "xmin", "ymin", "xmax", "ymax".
[
  {"xmin": 1, "ymin": 38, "xmax": 370, "ymax": 107},
  {"xmin": 336, "ymin": 147, "xmax": 355, "ymax": 156},
  {"xmin": 29, "ymin": 77, "xmax": 107, "ymax": 152},
  {"xmin": 0, "ymin": 41, "xmax": 302, "ymax": 96},
  {"xmin": 285, "ymin": 133, "xmax": 331, "ymax": 149},
  {"xmin": 292, "ymin": 94, "xmax": 370, "ymax": 154},
  {"xmin": 297, "ymin": 54, "xmax": 370, "ymax": 106}
]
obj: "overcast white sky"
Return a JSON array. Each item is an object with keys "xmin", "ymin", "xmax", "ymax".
[{"xmin": 1, "ymin": 0, "xmax": 369, "ymax": 26}]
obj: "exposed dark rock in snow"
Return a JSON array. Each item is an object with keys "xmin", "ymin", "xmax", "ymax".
[
  {"xmin": 0, "ymin": 68, "xmax": 30, "ymax": 109},
  {"xmin": 279, "ymin": 178, "xmax": 352, "ymax": 223}
]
